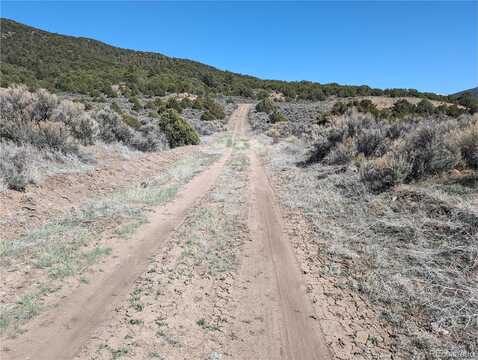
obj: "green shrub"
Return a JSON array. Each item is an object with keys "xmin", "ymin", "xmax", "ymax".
[
  {"xmin": 192, "ymin": 97, "xmax": 204, "ymax": 110},
  {"xmin": 158, "ymin": 109, "xmax": 200, "ymax": 148},
  {"xmin": 357, "ymin": 99, "xmax": 376, "ymax": 112},
  {"xmin": 445, "ymin": 105, "xmax": 465, "ymax": 118},
  {"xmin": 144, "ymin": 100, "xmax": 155, "ymax": 110},
  {"xmin": 122, "ymin": 114, "xmax": 141, "ymax": 129},
  {"xmin": 190, "ymin": 96, "xmax": 225, "ymax": 120},
  {"xmin": 166, "ymin": 97, "xmax": 183, "ymax": 112},
  {"xmin": 236, "ymin": 86, "xmax": 254, "ymax": 98},
  {"xmin": 201, "ymin": 111, "xmax": 215, "ymax": 121},
  {"xmin": 256, "ymin": 90, "xmax": 269, "ymax": 100},
  {"xmin": 330, "ymin": 99, "xmax": 381, "ymax": 117},
  {"xmin": 269, "ymin": 110, "xmax": 287, "ymax": 124},
  {"xmin": 154, "ymin": 99, "xmax": 168, "ymax": 114},
  {"xmin": 391, "ymin": 99, "xmax": 416, "ymax": 116},
  {"xmin": 452, "ymin": 93, "xmax": 478, "ymax": 114},
  {"xmin": 148, "ymin": 111, "xmax": 159, "ymax": 118},
  {"xmin": 152, "ymin": 98, "xmax": 165, "ymax": 108},
  {"xmin": 352, "ymin": 99, "xmax": 380, "ymax": 117},
  {"xmin": 331, "ymin": 101, "xmax": 349, "ymax": 115},
  {"xmin": 102, "ymin": 84, "xmax": 117, "ymax": 98},
  {"xmin": 129, "ymin": 96, "xmax": 142, "ymax": 111},
  {"xmin": 110, "ymin": 102, "xmax": 122, "ymax": 114},
  {"xmin": 69, "ymin": 114, "xmax": 99, "ymax": 146},
  {"xmin": 180, "ymin": 98, "xmax": 193, "ymax": 108},
  {"xmin": 435, "ymin": 104, "xmax": 448, "ymax": 114},
  {"xmin": 203, "ymin": 98, "xmax": 225, "ymax": 119},
  {"xmin": 435, "ymin": 104, "xmax": 467, "ymax": 117},
  {"xmin": 416, "ymin": 99, "xmax": 435, "ymax": 115},
  {"xmin": 256, "ymin": 98, "xmax": 275, "ymax": 114},
  {"xmin": 143, "ymin": 77, "xmax": 167, "ymax": 96}
]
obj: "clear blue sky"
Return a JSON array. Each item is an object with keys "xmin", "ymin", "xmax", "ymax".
[{"xmin": 1, "ymin": 1, "xmax": 477, "ymax": 94}]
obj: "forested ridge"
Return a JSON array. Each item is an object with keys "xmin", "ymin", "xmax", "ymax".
[{"xmin": 1, "ymin": 18, "xmax": 476, "ymax": 111}]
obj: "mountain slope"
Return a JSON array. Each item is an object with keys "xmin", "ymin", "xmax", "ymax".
[
  {"xmin": 0, "ymin": 18, "xmax": 451, "ymax": 102},
  {"xmin": 452, "ymin": 87, "xmax": 478, "ymax": 99},
  {"xmin": 0, "ymin": 18, "xmax": 260, "ymax": 96}
]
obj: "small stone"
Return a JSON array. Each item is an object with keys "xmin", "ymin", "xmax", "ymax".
[{"xmin": 356, "ymin": 330, "xmax": 369, "ymax": 344}]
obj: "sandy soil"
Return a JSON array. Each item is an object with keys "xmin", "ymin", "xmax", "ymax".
[
  {"xmin": 2, "ymin": 104, "xmax": 356, "ymax": 359},
  {"xmin": 248, "ymin": 150, "xmax": 331, "ymax": 359},
  {"xmin": 0, "ymin": 144, "xmax": 201, "ymax": 241}
]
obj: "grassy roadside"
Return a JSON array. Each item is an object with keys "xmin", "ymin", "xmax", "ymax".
[{"xmin": 261, "ymin": 136, "xmax": 477, "ymax": 359}]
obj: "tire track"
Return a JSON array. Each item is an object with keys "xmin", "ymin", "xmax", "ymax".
[
  {"xmin": 2, "ymin": 105, "xmax": 251, "ymax": 360},
  {"xmin": 248, "ymin": 149, "xmax": 332, "ymax": 360}
]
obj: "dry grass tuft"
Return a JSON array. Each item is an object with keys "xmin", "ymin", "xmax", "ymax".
[
  {"xmin": 266, "ymin": 137, "xmax": 477, "ymax": 358},
  {"xmin": 302, "ymin": 110, "xmax": 477, "ymax": 192}
]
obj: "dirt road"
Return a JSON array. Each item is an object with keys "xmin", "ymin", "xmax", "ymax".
[
  {"xmin": 2, "ymin": 104, "xmax": 331, "ymax": 359},
  {"xmin": 248, "ymin": 151, "xmax": 331, "ymax": 360}
]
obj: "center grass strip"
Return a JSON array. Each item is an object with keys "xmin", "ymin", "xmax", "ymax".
[
  {"xmin": 0, "ymin": 150, "xmax": 220, "ymax": 335},
  {"xmin": 84, "ymin": 150, "xmax": 250, "ymax": 359},
  {"xmin": 174, "ymin": 153, "xmax": 249, "ymax": 277}
]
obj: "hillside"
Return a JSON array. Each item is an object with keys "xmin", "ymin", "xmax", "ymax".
[
  {"xmin": 0, "ymin": 18, "xmax": 259, "ymax": 97},
  {"xmin": 0, "ymin": 18, "xmax": 453, "ymax": 102},
  {"xmin": 453, "ymin": 87, "xmax": 478, "ymax": 99}
]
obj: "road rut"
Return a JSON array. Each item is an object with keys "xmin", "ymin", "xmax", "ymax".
[
  {"xmin": 248, "ymin": 149, "xmax": 332, "ymax": 360},
  {"xmin": 2, "ymin": 104, "xmax": 331, "ymax": 360}
]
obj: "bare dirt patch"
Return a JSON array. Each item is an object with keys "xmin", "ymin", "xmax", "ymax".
[{"xmin": 0, "ymin": 143, "xmax": 200, "ymax": 241}]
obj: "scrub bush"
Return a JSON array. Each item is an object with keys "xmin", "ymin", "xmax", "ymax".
[{"xmin": 158, "ymin": 109, "xmax": 200, "ymax": 148}]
